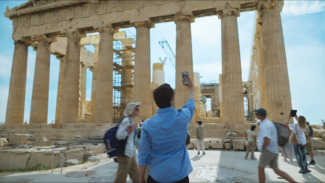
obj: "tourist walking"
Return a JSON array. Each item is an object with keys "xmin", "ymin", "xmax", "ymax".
[
  {"xmin": 286, "ymin": 114, "xmax": 310, "ymax": 174},
  {"xmin": 245, "ymin": 125, "xmax": 256, "ymax": 160},
  {"xmin": 196, "ymin": 120, "xmax": 205, "ymax": 155},
  {"xmin": 138, "ymin": 77, "xmax": 195, "ymax": 183},
  {"xmin": 305, "ymin": 122, "xmax": 316, "ymax": 165},
  {"xmin": 114, "ymin": 102, "xmax": 141, "ymax": 183},
  {"xmin": 255, "ymin": 108, "xmax": 296, "ymax": 183}
]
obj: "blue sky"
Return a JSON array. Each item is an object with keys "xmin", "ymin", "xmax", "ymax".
[{"xmin": 0, "ymin": 1, "xmax": 324, "ymax": 125}]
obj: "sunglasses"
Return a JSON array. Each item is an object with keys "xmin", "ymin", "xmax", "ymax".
[
  {"xmin": 255, "ymin": 113, "xmax": 259, "ymax": 116},
  {"xmin": 135, "ymin": 108, "xmax": 139, "ymax": 111}
]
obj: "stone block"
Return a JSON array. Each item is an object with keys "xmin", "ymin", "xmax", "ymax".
[
  {"xmin": 322, "ymin": 134, "xmax": 325, "ymax": 143},
  {"xmin": 84, "ymin": 151, "xmax": 95, "ymax": 161},
  {"xmin": 32, "ymin": 141, "xmax": 55, "ymax": 146},
  {"xmin": 64, "ymin": 159, "xmax": 80, "ymax": 167},
  {"xmin": 210, "ymin": 139, "xmax": 224, "ymax": 149},
  {"xmin": 311, "ymin": 138, "xmax": 325, "ymax": 149},
  {"xmin": 0, "ymin": 150, "xmax": 32, "ymax": 170},
  {"xmin": 233, "ymin": 140, "xmax": 245, "ymax": 151},
  {"xmin": 87, "ymin": 145, "xmax": 105, "ymax": 155},
  {"xmin": 310, "ymin": 125, "xmax": 322, "ymax": 129},
  {"xmin": 64, "ymin": 148, "xmax": 84, "ymax": 161},
  {"xmin": 8, "ymin": 134, "xmax": 32, "ymax": 145},
  {"xmin": 27, "ymin": 150, "xmax": 61, "ymax": 169},
  {"xmin": 0, "ymin": 138, "xmax": 8, "ymax": 147},
  {"xmin": 314, "ymin": 129, "xmax": 325, "ymax": 138},
  {"xmin": 224, "ymin": 143, "xmax": 232, "ymax": 150}
]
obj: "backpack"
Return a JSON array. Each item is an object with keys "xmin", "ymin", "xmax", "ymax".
[
  {"xmin": 273, "ymin": 121, "xmax": 289, "ymax": 147},
  {"xmin": 308, "ymin": 125, "xmax": 314, "ymax": 138},
  {"xmin": 103, "ymin": 117, "xmax": 130, "ymax": 158}
]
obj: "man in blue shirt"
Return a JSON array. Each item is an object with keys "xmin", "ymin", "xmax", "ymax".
[{"xmin": 138, "ymin": 77, "xmax": 195, "ymax": 183}]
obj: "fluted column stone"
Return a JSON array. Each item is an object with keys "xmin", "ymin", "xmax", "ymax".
[
  {"xmin": 30, "ymin": 35, "xmax": 54, "ymax": 124},
  {"xmin": 60, "ymin": 31, "xmax": 85, "ymax": 123},
  {"xmin": 259, "ymin": 1, "xmax": 292, "ymax": 123},
  {"xmin": 133, "ymin": 21, "xmax": 153, "ymax": 121},
  {"xmin": 218, "ymin": 5, "xmax": 245, "ymax": 123},
  {"xmin": 94, "ymin": 26, "xmax": 116, "ymax": 123},
  {"xmin": 5, "ymin": 40, "xmax": 29, "ymax": 124},
  {"xmin": 55, "ymin": 55, "xmax": 65, "ymax": 124},
  {"xmin": 174, "ymin": 13, "xmax": 195, "ymax": 110},
  {"xmin": 79, "ymin": 63, "xmax": 87, "ymax": 118}
]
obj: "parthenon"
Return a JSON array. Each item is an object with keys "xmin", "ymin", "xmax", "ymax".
[{"xmin": 2, "ymin": 0, "xmax": 292, "ymax": 138}]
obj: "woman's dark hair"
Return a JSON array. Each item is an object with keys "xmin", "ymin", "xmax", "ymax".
[
  {"xmin": 251, "ymin": 125, "xmax": 256, "ymax": 131},
  {"xmin": 153, "ymin": 83, "xmax": 174, "ymax": 108}
]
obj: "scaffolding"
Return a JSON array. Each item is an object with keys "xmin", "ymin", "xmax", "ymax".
[{"xmin": 112, "ymin": 36, "xmax": 135, "ymax": 123}]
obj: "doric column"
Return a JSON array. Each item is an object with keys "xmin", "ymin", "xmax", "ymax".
[
  {"xmin": 255, "ymin": 18, "xmax": 267, "ymax": 110},
  {"xmin": 60, "ymin": 31, "xmax": 85, "ymax": 123},
  {"xmin": 5, "ymin": 40, "xmax": 29, "ymax": 124},
  {"xmin": 259, "ymin": 0, "xmax": 292, "ymax": 123},
  {"xmin": 193, "ymin": 72, "xmax": 201, "ymax": 119},
  {"xmin": 30, "ymin": 35, "xmax": 55, "ymax": 124},
  {"xmin": 55, "ymin": 55, "xmax": 65, "ymax": 124},
  {"xmin": 79, "ymin": 63, "xmax": 87, "ymax": 118},
  {"xmin": 174, "ymin": 13, "xmax": 194, "ymax": 110},
  {"xmin": 218, "ymin": 4, "xmax": 245, "ymax": 123},
  {"xmin": 133, "ymin": 21, "xmax": 153, "ymax": 121},
  {"xmin": 91, "ymin": 43, "xmax": 99, "ymax": 121},
  {"xmin": 94, "ymin": 26, "xmax": 117, "ymax": 123}
]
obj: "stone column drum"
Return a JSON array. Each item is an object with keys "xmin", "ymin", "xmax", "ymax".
[
  {"xmin": 94, "ymin": 27, "xmax": 116, "ymax": 123},
  {"xmin": 218, "ymin": 6, "xmax": 245, "ymax": 123},
  {"xmin": 60, "ymin": 31, "xmax": 85, "ymax": 123},
  {"xmin": 174, "ymin": 13, "xmax": 194, "ymax": 110},
  {"xmin": 29, "ymin": 36, "xmax": 53, "ymax": 124},
  {"xmin": 79, "ymin": 64, "xmax": 87, "ymax": 118},
  {"xmin": 5, "ymin": 40, "xmax": 29, "ymax": 124},
  {"xmin": 55, "ymin": 55, "xmax": 65, "ymax": 124},
  {"xmin": 193, "ymin": 72, "xmax": 201, "ymax": 119},
  {"xmin": 260, "ymin": 1, "xmax": 292, "ymax": 123},
  {"xmin": 133, "ymin": 21, "xmax": 153, "ymax": 121}
]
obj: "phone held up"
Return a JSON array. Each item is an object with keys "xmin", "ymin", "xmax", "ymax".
[
  {"xmin": 290, "ymin": 110, "xmax": 297, "ymax": 117},
  {"xmin": 182, "ymin": 71, "xmax": 189, "ymax": 85}
]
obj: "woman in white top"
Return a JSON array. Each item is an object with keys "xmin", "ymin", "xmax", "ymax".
[{"xmin": 286, "ymin": 114, "xmax": 310, "ymax": 174}]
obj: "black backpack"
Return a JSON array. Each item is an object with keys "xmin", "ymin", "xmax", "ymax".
[
  {"xmin": 103, "ymin": 117, "xmax": 130, "ymax": 158},
  {"xmin": 273, "ymin": 121, "xmax": 289, "ymax": 147},
  {"xmin": 309, "ymin": 125, "xmax": 314, "ymax": 138}
]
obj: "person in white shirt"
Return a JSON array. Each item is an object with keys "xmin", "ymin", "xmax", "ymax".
[
  {"xmin": 255, "ymin": 108, "xmax": 296, "ymax": 183},
  {"xmin": 286, "ymin": 114, "xmax": 311, "ymax": 174},
  {"xmin": 114, "ymin": 102, "xmax": 141, "ymax": 183}
]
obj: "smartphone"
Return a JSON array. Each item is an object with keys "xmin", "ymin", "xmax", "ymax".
[
  {"xmin": 290, "ymin": 110, "xmax": 297, "ymax": 117},
  {"xmin": 182, "ymin": 71, "xmax": 189, "ymax": 85}
]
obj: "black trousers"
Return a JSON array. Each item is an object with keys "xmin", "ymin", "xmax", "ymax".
[{"xmin": 147, "ymin": 175, "xmax": 189, "ymax": 183}]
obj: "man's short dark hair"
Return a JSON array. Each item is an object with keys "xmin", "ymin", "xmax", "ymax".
[
  {"xmin": 251, "ymin": 125, "xmax": 256, "ymax": 131},
  {"xmin": 197, "ymin": 121, "xmax": 202, "ymax": 125},
  {"xmin": 153, "ymin": 83, "xmax": 174, "ymax": 108}
]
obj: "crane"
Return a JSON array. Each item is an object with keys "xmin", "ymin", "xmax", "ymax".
[{"xmin": 158, "ymin": 39, "xmax": 175, "ymax": 68}]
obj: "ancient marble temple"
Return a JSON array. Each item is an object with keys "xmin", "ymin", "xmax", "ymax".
[{"xmin": 2, "ymin": 0, "xmax": 292, "ymax": 139}]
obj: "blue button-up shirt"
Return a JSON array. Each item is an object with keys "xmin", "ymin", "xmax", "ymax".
[{"xmin": 138, "ymin": 99, "xmax": 195, "ymax": 182}]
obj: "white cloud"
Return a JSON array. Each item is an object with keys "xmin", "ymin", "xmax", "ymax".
[{"xmin": 283, "ymin": 1, "xmax": 325, "ymax": 16}]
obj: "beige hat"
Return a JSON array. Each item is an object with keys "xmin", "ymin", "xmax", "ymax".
[{"xmin": 123, "ymin": 102, "xmax": 141, "ymax": 116}]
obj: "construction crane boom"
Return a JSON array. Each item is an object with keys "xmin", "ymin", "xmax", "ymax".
[{"xmin": 158, "ymin": 39, "xmax": 175, "ymax": 68}]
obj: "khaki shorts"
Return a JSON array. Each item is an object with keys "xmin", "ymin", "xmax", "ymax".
[
  {"xmin": 306, "ymin": 143, "xmax": 313, "ymax": 153},
  {"xmin": 259, "ymin": 149, "xmax": 278, "ymax": 169}
]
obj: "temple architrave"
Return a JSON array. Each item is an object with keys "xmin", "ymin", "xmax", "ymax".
[{"xmin": 1, "ymin": 0, "xmax": 292, "ymax": 139}]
